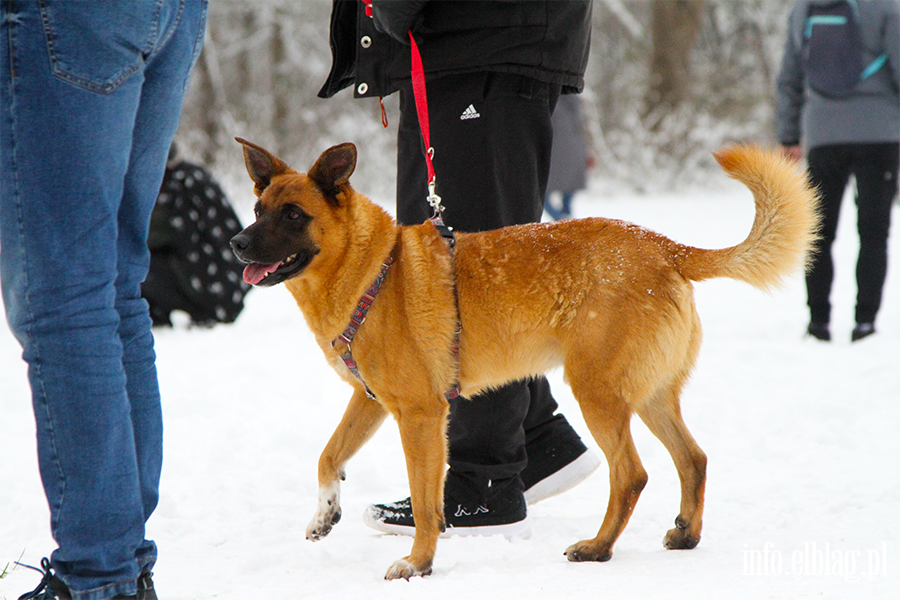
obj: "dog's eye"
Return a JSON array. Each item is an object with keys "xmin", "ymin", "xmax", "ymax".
[
  {"xmin": 280, "ymin": 204, "xmax": 307, "ymax": 223},
  {"xmin": 284, "ymin": 205, "xmax": 307, "ymax": 221}
]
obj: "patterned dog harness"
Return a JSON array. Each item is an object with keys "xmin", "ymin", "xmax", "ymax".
[
  {"xmin": 333, "ymin": 218, "xmax": 461, "ymax": 401},
  {"xmin": 332, "ymin": 255, "xmax": 393, "ymax": 400}
]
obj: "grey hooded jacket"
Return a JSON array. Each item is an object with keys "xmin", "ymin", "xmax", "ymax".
[{"xmin": 775, "ymin": 0, "xmax": 900, "ymax": 149}]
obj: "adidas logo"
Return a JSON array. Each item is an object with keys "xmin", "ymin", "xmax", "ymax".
[{"xmin": 460, "ymin": 104, "xmax": 481, "ymax": 120}]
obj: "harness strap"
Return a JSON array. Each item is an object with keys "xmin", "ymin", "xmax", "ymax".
[
  {"xmin": 332, "ymin": 245, "xmax": 460, "ymax": 402},
  {"xmin": 333, "ymin": 255, "xmax": 393, "ymax": 400},
  {"xmin": 336, "ymin": 255, "xmax": 393, "ymax": 346},
  {"xmin": 430, "ymin": 214, "xmax": 461, "ymax": 400},
  {"xmin": 861, "ymin": 53, "xmax": 888, "ymax": 80}
]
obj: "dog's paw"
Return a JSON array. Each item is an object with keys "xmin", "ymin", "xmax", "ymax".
[
  {"xmin": 563, "ymin": 540, "xmax": 613, "ymax": 563},
  {"xmin": 384, "ymin": 557, "xmax": 433, "ymax": 581},
  {"xmin": 305, "ymin": 482, "xmax": 342, "ymax": 541},
  {"xmin": 306, "ymin": 509, "xmax": 341, "ymax": 541},
  {"xmin": 663, "ymin": 519, "xmax": 700, "ymax": 550}
]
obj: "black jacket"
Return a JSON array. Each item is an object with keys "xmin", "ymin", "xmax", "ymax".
[
  {"xmin": 318, "ymin": 0, "xmax": 592, "ymax": 99},
  {"xmin": 143, "ymin": 161, "xmax": 250, "ymax": 326}
]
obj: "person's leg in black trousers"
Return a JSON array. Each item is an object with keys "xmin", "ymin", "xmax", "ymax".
[
  {"xmin": 805, "ymin": 145, "xmax": 853, "ymax": 338},
  {"xmin": 370, "ymin": 72, "xmax": 597, "ymax": 533},
  {"xmin": 852, "ymin": 143, "xmax": 899, "ymax": 333}
]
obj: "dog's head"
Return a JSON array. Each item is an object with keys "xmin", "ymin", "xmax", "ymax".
[{"xmin": 230, "ymin": 139, "xmax": 357, "ymax": 287}]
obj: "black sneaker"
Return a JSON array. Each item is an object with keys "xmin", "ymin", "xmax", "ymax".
[
  {"xmin": 521, "ymin": 439, "xmax": 601, "ymax": 505},
  {"xmin": 851, "ymin": 322, "xmax": 875, "ymax": 342},
  {"xmin": 16, "ymin": 559, "xmax": 54, "ymax": 600},
  {"xmin": 18, "ymin": 559, "xmax": 157, "ymax": 600},
  {"xmin": 806, "ymin": 322, "xmax": 831, "ymax": 341},
  {"xmin": 363, "ymin": 472, "xmax": 530, "ymax": 538},
  {"xmin": 134, "ymin": 570, "xmax": 157, "ymax": 600}
]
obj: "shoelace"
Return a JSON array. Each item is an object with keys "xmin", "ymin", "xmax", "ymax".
[
  {"xmin": 137, "ymin": 570, "xmax": 155, "ymax": 595},
  {"xmin": 15, "ymin": 558, "xmax": 153, "ymax": 600},
  {"xmin": 16, "ymin": 558, "xmax": 55, "ymax": 600}
]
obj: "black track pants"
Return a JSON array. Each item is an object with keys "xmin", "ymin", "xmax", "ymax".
[
  {"xmin": 806, "ymin": 143, "xmax": 899, "ymax": 324},
  {"xmin": 395, "ymin": 72, "xmax": 580, "ymax": 487}
]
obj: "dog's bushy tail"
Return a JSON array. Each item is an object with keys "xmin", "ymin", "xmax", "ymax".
[{"xmin": 674, "ymin": 145, "xmax": 820, "ymax": 291}]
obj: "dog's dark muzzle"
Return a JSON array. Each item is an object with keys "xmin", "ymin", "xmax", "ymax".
[{"xmin": 230, "ymin": 231, "xmax": 252, "ymax": 263}]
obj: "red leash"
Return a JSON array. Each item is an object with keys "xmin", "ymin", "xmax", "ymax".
[
  {"xmin": 408, "ymin": 31, "xmax": 436, "ymax": 192},
  {"xmin": 361, "ymin": 0, "xmax": 440, "ymax": 212},
  {"xmin": 407, "ymin": 31, "xmax": 448, "ymax": 220}
]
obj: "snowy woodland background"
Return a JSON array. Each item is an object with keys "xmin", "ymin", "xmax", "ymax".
[
  {"xmin": 2, "ymin": 1, "xmax": 899, "ymax": 599},
  {"xmin": 177, "ymin": 0, "xmax": 791, "ymax": 207}
]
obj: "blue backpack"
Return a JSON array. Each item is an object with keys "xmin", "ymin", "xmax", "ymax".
[{"xmin": 802, "ymin": 0, "xmax": 888, "ymax": 97}]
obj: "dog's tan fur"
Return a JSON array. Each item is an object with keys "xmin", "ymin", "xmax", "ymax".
[{"xmin": 230, "ymin": 140, "xmax": 819, "ymax": 580}]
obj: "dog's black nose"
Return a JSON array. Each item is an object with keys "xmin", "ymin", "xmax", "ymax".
[
  {"xmin": 229, "ymin": 231, "xmax": 250, "ymax": 262},
  {"xmin": 230, "ymin": 232, "xmax": 250, "ymax": 254}
]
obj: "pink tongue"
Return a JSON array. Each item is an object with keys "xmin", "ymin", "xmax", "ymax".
[{"xmin": 243, "ymin": 262, "xmax": 281, "ymax": 285}]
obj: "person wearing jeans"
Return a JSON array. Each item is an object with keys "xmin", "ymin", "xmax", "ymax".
[{"xmin": 1, "ymin": 2, "xmax": 207, "ymax": 599}]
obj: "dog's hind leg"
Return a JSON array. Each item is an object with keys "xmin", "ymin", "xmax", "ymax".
[
  {"xmin": 636, "ymin": 377, "xmax": 707, "ymax": 551},
  {"xmin": 306, "ymin": 388, "xmax": 388, "ymax": 542},
  {"xmin": 564, "ymin": 379, "xmax": 648, "ymax": 562},
  {"xmin": 385, "ymin": 397, "xmax": 450, "ymax": 580}
]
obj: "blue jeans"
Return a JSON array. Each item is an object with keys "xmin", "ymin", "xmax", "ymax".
[
  {"xmin": 0, "ymin": 2, "xmax": 206, "ymax": 599},
  {"xmin": 544, "ymin": 191, "xmax": 574, "ymax": 221}
]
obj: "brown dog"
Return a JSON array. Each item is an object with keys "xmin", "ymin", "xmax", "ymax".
[{"xmin": 230, "ymin": 139, "xmax": 818, "ymax": 580}]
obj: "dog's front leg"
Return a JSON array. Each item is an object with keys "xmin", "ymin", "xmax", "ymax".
[
  {"xmin": 384, "ymin": 399, "xmax": 449, "ymax": 580},
  {"xmin": 306, "ymin": 387, "xmax": 388, "ymax": 541}
]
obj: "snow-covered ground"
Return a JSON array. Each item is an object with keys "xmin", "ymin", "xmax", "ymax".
[{"xmin": 2, "ymin": 172, "xmax": 898, "ymax": 599}]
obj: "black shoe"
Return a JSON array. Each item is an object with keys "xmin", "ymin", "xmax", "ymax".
[
  {"xmin": 806, "ymin": 322, "xmax": 831, "ymax": 341},
  {"xmin": 851, "ymin": 322, "xmax": 875, "ymax": 342},
  {"xmin": 18, "ymin": 559, "xmax": 157, "ymax": 600},
  {"xmin": 134, "ymin": 570, "xmax": 157, "ymax": 600},
  {"xmin": 521, "ymin": 438, "xmax": 601, "ymax": 505},
  {"xmin": 17, "ymin": 559, "xmax": 54, "ymax": 600},
  {"xmin": 363, "ymin": 471, "xmax": 530, "ymax": 538}
]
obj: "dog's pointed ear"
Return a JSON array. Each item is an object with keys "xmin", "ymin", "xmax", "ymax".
[
  {"xmin": 235, "ymin": 137, "xmax": 291, "ymax": 197},
  {"xmin": 308, "ymin": 143, "xmax": 357, "ymax": 204}
]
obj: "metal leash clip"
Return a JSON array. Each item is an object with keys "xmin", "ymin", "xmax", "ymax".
[
  {"xmin": 427, "ymin": 179, "xmax": 443, "ymax": 217},
  {"xmin": 425, "ymin": 148, "xmax": 444, "ymax": 217}
]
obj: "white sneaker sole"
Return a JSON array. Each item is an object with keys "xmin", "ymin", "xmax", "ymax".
[
  {"xmin": 362, "ymin": 506, "xmax": 531, "ymax": 539},
  {"xmin": 524, "ymin": 449, "xmax": 601, "ymax": 505}
]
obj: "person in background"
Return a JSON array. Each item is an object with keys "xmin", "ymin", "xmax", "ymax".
[
  {"xmin": 318, "ymin": 0, "xmax": 599, "ymax": 538},
  {"xmin": 776, "ymin": 0, "xmax": 899, "ymax": 342},
  {"xmin": 545, "ymin": 94, "xmax": 592, "ymax": 221},
  {"xmin": 143, "ymin": 145, "xmax": 251, "ymax": 328},
  {"xmin": 0, "ymin": 2, "xmax": 207, "ymax": 599}
]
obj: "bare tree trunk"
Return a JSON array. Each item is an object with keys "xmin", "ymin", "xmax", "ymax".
[
  {"xmin": 196, "ymin": 28, "xmax": 237, "ymax": 165},
  {"xmin": 271, "ymin": 10, "xmax": 290, "ymax": 158},
  {"xmin": 643, "ymin": 0, "xmax": 707, "ymax": 129}
]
